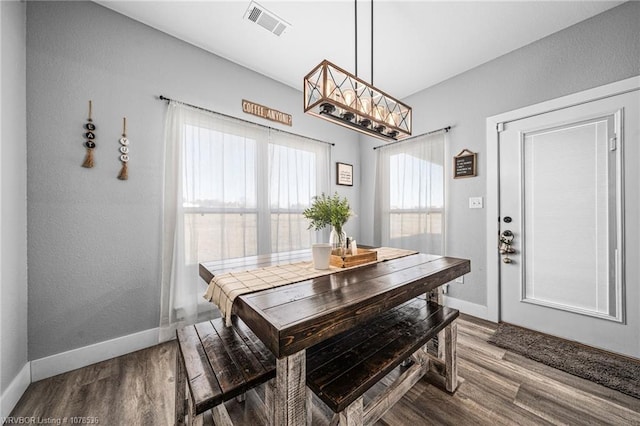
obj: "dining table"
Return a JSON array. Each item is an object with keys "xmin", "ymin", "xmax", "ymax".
[{"xmin": 199, "ymin": 248, "xmax": 470, "ymax": 425}]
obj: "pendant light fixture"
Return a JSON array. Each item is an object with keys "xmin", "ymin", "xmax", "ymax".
[{"xmin": 303, "ymin": 0, "xmax": 412, "ymax": 141}]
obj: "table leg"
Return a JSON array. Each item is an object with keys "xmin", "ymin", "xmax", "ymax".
[
  {"xmin": 426, "ymin": 288, "xmax": 445, "ymax": 358},
  {"xmin": 306, "ymin": 387, "xmax": 313, "ymax": 426},
  {"xmin": 265, "ymin": 379, "xmax": 275, "ymax": 426},
  {"xmin": 444, "ymin": 322, "xmax": 458, "ymax": 392},
  {"xmin": 273, "ymin": 350, "xmax": 307, "ymax": 426}
]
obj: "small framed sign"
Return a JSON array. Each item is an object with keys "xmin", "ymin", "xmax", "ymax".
[
  {"xmin": 336, "ymin": 162, "xmax": 353, "ymax": 186},
  {"xmin": 453, "ymin": 149, "xmax": 477, "ymax": 179}
]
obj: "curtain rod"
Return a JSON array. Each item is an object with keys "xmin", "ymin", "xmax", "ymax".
[
  {"xmin": 158, "ymin": 95, "xmax": 335, "ymax": 147},
  {"xmin": 372, "ymin": 126, "xmax": 451, "ymax": 150}
]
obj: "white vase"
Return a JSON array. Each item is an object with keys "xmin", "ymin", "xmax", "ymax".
[{"xmin": 311, "ymin": 243, "xmax": 332, "ymax": 269}]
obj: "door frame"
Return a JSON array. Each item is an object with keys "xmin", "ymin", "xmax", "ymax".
[{"xmin": 485, "ymin": 75, "xmax": 640, "ymax": 323}]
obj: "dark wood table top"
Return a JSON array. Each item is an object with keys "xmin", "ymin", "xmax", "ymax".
[
  {"xmin": 199, "ymin": 250, "xmax": 470, "ymax": 358},
  {"xmin": 199, "ymin": 249, "xmax": 313, "ymax": 285}
]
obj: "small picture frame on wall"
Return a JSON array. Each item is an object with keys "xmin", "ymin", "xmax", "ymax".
[
  {"xmin": 336, "ymin": 162, "xmax": 353, "ymax": 186},
  {"xmin": 453, "ymin": 149, "xmax": 477, "ymax": 179}
]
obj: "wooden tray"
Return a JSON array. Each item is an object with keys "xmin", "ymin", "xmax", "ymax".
[{"xmin": 330, "ymin": 248, "xmax": 377, "ymax": 268}]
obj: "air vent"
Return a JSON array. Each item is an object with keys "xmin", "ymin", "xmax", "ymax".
[{"xmin": 244, "ymin": 1, "xmax": 290, "ymax": 36}]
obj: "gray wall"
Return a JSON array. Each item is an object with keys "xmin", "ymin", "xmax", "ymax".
[
  {"xmin": 26, "ymin": 1, "xmax": 359, "ymax": 360},
  {"xmin": 360, "ymin": 1, "xmax": 640, "ymax": 308},
  {"xmin": 23, "ymin": 0, "xmax": 640, "ymax": 360},
  {"xmin": 1, "ymin": 0, "xmax": 29, "ymax": 403}
]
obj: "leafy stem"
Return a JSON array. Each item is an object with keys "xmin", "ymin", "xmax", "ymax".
[{"xmin": 302, "ymin": 192, "xmax": 352, "ymax": 231}]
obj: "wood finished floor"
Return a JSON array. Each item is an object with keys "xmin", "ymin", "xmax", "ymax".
[{"xmin": 10, "ymin": 315, "xmax": 640, "ymax": 425}]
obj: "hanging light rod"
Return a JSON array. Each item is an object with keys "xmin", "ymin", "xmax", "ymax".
[{"xmin": 303, "ymin": 0, "xmax": 412, "ymax": 142}]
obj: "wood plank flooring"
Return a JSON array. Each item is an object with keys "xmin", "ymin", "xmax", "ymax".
[{"xmin": 9, "ymin": 315, "xmax": 640, "ymax": 425}]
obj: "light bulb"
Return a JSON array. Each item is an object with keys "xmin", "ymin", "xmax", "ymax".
[
  {"xmin": 373, "ymin": 105, "xmax": 388, "ymax": 122},
  {"xmin": 359, "ymin": 98, "xmax": 371, "ymax": 116},
  {"xmin": 323, "ymin": 79, "xmax": 336, "ymax": 100},
  {"xmin": 342, "ymin": 89, "xmax": 356, "ymax": 108}
]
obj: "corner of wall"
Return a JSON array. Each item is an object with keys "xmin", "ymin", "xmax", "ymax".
[
  {"xmin": 0, "ymin": 363, "xmax": 31, "ymax": 419},
  {"xmin": 1, "ymin": 0, "xmax": 30, "ymax": 417}
]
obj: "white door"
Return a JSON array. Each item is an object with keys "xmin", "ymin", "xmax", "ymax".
[{"xmin": 498, "ymin": 89, "xmax": 639, "ymax": 358}]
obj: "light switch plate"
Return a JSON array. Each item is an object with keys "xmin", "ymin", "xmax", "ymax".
[{"xmin": 469, "ymin": 197, "xmax": 483, "ymax": 209}]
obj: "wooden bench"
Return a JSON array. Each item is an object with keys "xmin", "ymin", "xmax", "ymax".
[
  {"xmin": 306, "ymin": 297, "xmax": 459, "ymax": 425},
  {"xmin": 175, "ymin": 316, "xmax": 276, "ymax": 425}
]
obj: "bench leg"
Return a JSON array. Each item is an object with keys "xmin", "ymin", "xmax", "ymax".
[
  {"xmin": 444, "ymin": 321, "xmax": 458, "ymax": 393},
  {"xmin": 329, "ymin": 414, "xmax": 340, "ymax": 426},
  {"xmin": 175, "ymin": 348, "xmax": 187, "ymax": 425},
  {"xmin": 273, "ymin": 350, "xmax": 307, "ymax": 426},
  {"xmin": 211, "ymin": 404, "xmax": 233, "ymax": 426},
  {"xmin": 364, "ymin": 352, "xmax": 428, "ymax": 424},
  {"xmin": 339, "ymin": 396, "xmax": 363, "ymax": 426},
  {"xmin": 187, "ymin": 397, "xmax": 204, "ymax": 426}
]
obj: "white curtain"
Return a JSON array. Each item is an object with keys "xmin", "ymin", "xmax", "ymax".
[
  {"xmin": 159, "ymin": 102, "xmax": 330, "ymax": 340},
  {"xmin": 374, "ymin": 132, "xmax": 446, "ymax": 254},
  {"xmin": 268, "ymin": 131, "xmax": 330, "ymax": 252}
]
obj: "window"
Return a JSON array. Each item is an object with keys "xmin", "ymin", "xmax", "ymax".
[
  {"xmin": 269, "ymin": 138, "xmax": 321, "ymax": 253},
  {"xmin": 182, "ymin": 120, "xmax": 330, "ymax": 262},
  {"xmin": 389, "ymin": 152, "xmax": 443, "ymax": 251},
  {"xmin": 374, "ymin": 132, "xmax": 445, "ymax": 254},
  {"xmin": 160, "ymin": 102, "xmax": 330, "ymax": 339},
  {"xmin": 183, "ymin": 124, "xmax": 259, "ymax": 262}
]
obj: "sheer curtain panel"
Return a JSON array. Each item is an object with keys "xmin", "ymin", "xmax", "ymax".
[
  {"xmin": 268, "ymin": 131, "xmax": 330, "ymax": 252},
  {"xmin": 159, "ymin": 101, "xmax": 330, "ymax": 340},
  {"xmin": 374, "ymin": 132, "xmax": 445, "ymax": 254}
]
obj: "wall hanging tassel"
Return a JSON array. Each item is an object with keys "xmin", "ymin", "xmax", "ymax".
[
  {"xmin": 118, "ymin": 117, "xmax": 129, "ymax": 180},
  {"xmin": 82, "ymin": 100, "xmax": 97, "ymax": 168}
]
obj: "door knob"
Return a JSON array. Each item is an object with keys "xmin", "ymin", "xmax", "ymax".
[{"xmin": 499, "ymin": 230, "xmax": 515, "ymax": 263}]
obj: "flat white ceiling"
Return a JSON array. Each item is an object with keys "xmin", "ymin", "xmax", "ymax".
[{"xmin": 96, "ymin": 0, "xmax": 623, "ymax": 99}]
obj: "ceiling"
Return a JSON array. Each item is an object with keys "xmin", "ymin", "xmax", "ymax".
[{"xmin": 96, "ymin": 0, "xmax": 623, "ymax": 99}]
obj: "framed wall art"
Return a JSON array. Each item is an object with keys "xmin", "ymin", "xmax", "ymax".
[
  {"xmin": 453, "ymin": 149, "xmax": 477, "ymax": 179},
  {"xmin": 336, "ymin": 162, "xmax": 353, "ymax": 186}
]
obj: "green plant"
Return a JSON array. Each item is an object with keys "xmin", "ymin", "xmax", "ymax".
[{"xmin": 303, "ymin": 192, "xmax": 352, "ymax": 234}]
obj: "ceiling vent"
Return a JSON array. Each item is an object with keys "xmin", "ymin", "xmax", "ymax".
[{"xmin": 244, "ymin": 1, "xmax": 290, "ymax": 36}]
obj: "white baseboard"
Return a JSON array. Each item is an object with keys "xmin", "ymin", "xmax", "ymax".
[
  {"xmin": 31, "ymin": 327, "xmax": 160, "ymax": 382},
  {"xmin": 1, "ymin": 362, "xmax": 31, "ymax": 418},
  {"xmin": 443, "ymin": 295, "xmax": 492, "ymax": 321}
]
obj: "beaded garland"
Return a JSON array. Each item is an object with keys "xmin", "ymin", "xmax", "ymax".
[
  {"xmin": 117, "ymin": 117, "xmax": 129, "ymax": 180},
  {"xmin": 81, "ymin": 100, "xmax": 96, "ymax": 168}
]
